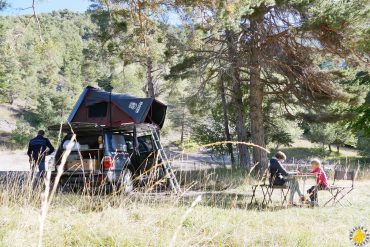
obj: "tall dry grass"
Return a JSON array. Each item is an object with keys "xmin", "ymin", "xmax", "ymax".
[
  {"xmin": 1, "ymin": 135, "xmax": 369, "ymax": 246},
  {"xmin": 0, "ymin": 168, "xmax": 369, "ymax": 246}
]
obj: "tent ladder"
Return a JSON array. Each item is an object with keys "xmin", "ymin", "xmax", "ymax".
[{"xmin": 150, "ymin": 128, "xmax": 181, "ymax": 194}]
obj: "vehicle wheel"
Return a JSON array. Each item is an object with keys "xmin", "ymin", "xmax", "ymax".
[{"xmin": 120, "ymin": 168, "xmax": 133, "ymax": 194}]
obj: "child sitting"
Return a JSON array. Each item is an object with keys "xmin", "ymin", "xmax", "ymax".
[{"xmin": 307, "ymin": 159, "xmax": 328, "ymax": 206}]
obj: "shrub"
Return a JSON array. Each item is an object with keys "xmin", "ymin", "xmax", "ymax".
[{"xmin": 10, "ymin": 120, "xmax": 34, "ymax": 149}]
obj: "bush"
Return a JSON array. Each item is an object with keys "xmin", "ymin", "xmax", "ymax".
[
  {"xmin": 10, "ymin": 120, "xmax": 34, "ymax": 149},
  {"xmin": 193, "ymin": 122, "xmax": 229, "ymax": 155},
  {"xmin": 357, "ymin": 131, "xmax": 370, "ymax": 155}
]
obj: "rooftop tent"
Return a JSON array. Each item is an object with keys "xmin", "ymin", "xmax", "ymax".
[{"xmin": 67, "ymin": 86, "xmax": 167, "ymax": 128}]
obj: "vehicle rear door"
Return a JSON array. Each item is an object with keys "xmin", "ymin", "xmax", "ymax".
[{"xmin": 103, "ymin": 132, "xmax": 130, "ymax": 171}]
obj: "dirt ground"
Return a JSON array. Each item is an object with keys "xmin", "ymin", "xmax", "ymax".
[
  {"xmin": 0, "ymin": 149, "xmax": 230, "ymax": 172},
  {"xmin": 0, "ymin": 150, "xmax": 30, "ymax": 171},
  {"xmin": 0, "ymin": 150, "xmax": 56, "ymax": 171}
]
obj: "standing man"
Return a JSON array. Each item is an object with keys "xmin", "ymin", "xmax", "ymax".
[{"xmin": 27, "ymin": 130, "xmax": 55, "ymax": 177}]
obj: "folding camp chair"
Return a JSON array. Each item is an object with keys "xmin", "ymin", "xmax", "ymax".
[
  {"xmin": 324, "ymin": 170, "xmax": 355, "ymax": 206},
  {"xmin": 266, "ymin": 181, "xmax": 290, "ymax": 206},
  {"xmin": 249, "ymin": 170, "xmax": 270, "ymax": 205},
  {"xmin": 249, "ymin": 171, "xmax": 290, "ymax": 206}
]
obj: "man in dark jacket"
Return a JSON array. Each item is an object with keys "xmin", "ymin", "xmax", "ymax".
[
  {"xmin": 27, "ymin": 130, "xmax": 55, "ymax": 176},
  {"xmin": 269, "ymin": 151, "xmax": 304, "ymax": 205}
]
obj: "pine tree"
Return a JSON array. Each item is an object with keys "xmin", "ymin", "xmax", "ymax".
[
  {"xmin": 92, "ymin": 1, "xmax": 170, "ymax": 98},
  {"xmin": 167, "ymin": 0, "xmax": 369, "ymax": 171},
  {"xmin": 0, "ymin": 1, "xmax": 6, "ymax": 11}
]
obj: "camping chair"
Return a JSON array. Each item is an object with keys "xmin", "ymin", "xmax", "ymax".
[
  {"xmin": 266, "ymin": 176, "xmax": 290, "ymax": 206},
  {"xmin": 249, "ymin": 170, "xmax": 290, "ymax": 206},
  {"xmin": 323, "ymin": 170, "xmax": 355, "ymax": 206},
  {"xmin": 249, "ymin": 170, "xmax": 270, "ymax": 206}
]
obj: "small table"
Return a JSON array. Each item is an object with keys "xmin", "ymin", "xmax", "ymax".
[{"xmin": 286, "ymin": 173, "xmax": 316, "ymax": 196}]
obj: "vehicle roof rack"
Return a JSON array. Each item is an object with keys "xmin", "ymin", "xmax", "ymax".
[{"xmin": 48, "ymin": 122, "xmax": 159, "ymax": 133}]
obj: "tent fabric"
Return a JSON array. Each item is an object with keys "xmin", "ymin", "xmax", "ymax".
[
  {"xmin": 67, "ymin": 87, "xmax": 89, "ymax": 123},
  {"xmin": 67, "ymin": 86, "xmax": 167, "ymax": 128}
]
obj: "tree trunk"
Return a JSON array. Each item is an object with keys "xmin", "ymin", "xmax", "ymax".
[
  {"xmin": 180, "ymin": 100, "xmax": 185, "ymax": 145},
  {"xmin": 225, "ymin": 29, "xmax": 250, "ymax": 168},
  {"xmin": 328, "ymin": 144, "xmax": 332, "ymax": 152},
  {"xmin": 249, "ymin": 14, "xmax": 268, "ymax": 172},
  {"xmin": 146, "ymin": 57, "xmax": 155, "ymax": 98},
  {"xmin": 218, "ymin": 72, "xmax": 236, "ymax": 168}
]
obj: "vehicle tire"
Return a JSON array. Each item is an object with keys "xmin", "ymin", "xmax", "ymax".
[{"xmin": 120, "ymin": 168, "xmax": 133, "ymax": 194}]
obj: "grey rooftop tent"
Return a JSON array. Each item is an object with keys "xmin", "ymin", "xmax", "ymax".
[{"xmin": 67, "ymin": 86, "xmax": 167, "ymax": 129}]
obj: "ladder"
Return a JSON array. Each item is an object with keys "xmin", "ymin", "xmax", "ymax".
[{"xmin": 150, "ymin": 127, "xmax": 181, "ymax": 194}]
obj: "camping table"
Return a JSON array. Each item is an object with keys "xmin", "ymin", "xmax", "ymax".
[{"xmin": 287, "ymin": 174, "xmax": 316, "ymax": 196}]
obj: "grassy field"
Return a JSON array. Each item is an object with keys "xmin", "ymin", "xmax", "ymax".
[{"xmin": 0, "ymin": 168, "xmax": 369, "ymax": 247}]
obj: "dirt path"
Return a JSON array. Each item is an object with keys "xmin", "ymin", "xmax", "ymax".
[
  {"xmin": 0, "ymin": 150, "xmax": 55, "ymax": 171},
  {"xmin": 0, "ymin": 150, "xmax": 29, "ymax": 171},
  {"xmin": 0, "ymin": 149, "xmax": 230, "ymax": 172}
]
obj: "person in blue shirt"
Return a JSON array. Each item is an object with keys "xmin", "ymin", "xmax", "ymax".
[
  {"xmin": 27, "ymin": 130, "xmax": 55, "ymax": 176},
  {"xmin": 269, "ymin": 151, "xmax": 305, "ymax": 205}
]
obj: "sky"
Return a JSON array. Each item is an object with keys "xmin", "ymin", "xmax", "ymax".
[{"xmin": 1, "ymin": 0, "xmax": 91, "ymax": 16}]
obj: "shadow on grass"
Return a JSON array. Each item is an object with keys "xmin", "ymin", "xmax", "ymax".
[
  {"xmin": 124, "ymin": 190, "xmax": 292, "ymax": 212},
  {"xmin": 176, "ymin": 167, "xmax": 250, "ymax": 191}
]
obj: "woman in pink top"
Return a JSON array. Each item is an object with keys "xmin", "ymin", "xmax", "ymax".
[{"xmin": 307, "ymin": 159, "xmax": 328, "ymax": 206}]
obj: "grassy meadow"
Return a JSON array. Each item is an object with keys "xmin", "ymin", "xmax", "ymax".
[{"xmin": 0, "ymin": 166, "xmax": 369, "ymax": 247}]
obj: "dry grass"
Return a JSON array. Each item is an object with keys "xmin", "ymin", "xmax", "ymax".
[{"xmin": 0, "ymin": 168, "xmax": 369, "ymax": 247}]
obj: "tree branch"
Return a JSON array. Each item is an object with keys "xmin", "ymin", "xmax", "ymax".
[{"xmin": 32, "ymin": 0, "xmax": 44, "ymax": 43}]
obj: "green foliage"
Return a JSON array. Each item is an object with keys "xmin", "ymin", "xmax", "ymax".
[
  {"xmin": 306, "ymin": 123, "xmax": 335, "ymax": 146},
  {"xmin": 348, "ymin": 71, "xmax": 370, "ymax": 137},
  {"xmin": 0, "ymin": 1, "xmax": 368, "ymax": 161},
  {"xmin": 10, "ymin": 120, "xmax": 34, "ymax": 148},
  {"xmin": 0, "ymin": 10, "xmax": 92, "ymax": 106},
  {"xmin": 192, "ymin": 109, "xmax": 231, "ymax": 155},
  {"xmin": 35, "ymin": 88, "xmax": 74, "ymax": 127},
  {"xmin": 0, "ymin": 8, "xmax": 185, "ymax": 149},
  {"xmin": 351, "ymin": 100, "xmax": 370, "ymax": 137},
  {"xmin": 90, "ymin": 1, "xmax": 174, "ymax": 98},
  {"xmin": 0, "ymin": 11, "xmax": 105, "ymax": 130},
  {"xmin": 265, "ymin": 102, "xmax": 303, "ymax": 148},
  {"xmin": 357, "ymin": 131, "xmax": 370, "ymax": 155},
  {"xmin": 306, "ymin": 122, "xmax": 356, "ymax": 148},
  {"xmin": 0, "ymin": 1, "xmax": 6, "ymax": 11},
  {"xmin": 165, "ymin": 56, "xmax": 203, "ymax": 80},
  {"xmin": 274, "ymin": 147, "xmax": 330, "ymax": 160},
  {"xmin": 267, "ymin": 119, "xmax": 303, "ymax": 149}
]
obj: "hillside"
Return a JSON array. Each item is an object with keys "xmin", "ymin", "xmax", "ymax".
[
  {"xmin": 0, "ymin": 104, "xmax": 17, "ymax": 132},
  {"xmin": 0, "ymin": 7, "xmax": 369, "ymax": 160},
  {"xmin": 0, "ymin": 10, "xmax": 155, "ymax": 146}
]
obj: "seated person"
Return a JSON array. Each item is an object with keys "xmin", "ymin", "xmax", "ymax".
[
  {"xmin": 269, "ymin": 151, "xmax": 304, "ymax": 205},
  {"xmin": 307, "ymin": 159, "xmax": 328, "ymax": 207}
]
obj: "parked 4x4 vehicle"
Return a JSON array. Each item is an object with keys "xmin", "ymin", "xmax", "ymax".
[
  {"xmin": 50, "ymin": 123, "xmax": 164, "ymax": 193},
  {"xmin": 48, "ymin": 86, "xmax": 174, "ymax": 192}
]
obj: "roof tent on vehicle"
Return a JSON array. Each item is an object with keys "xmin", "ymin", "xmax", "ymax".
[{"xmin": 66, "ymin": 86, "xmax": 167, "ymax": 129}]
